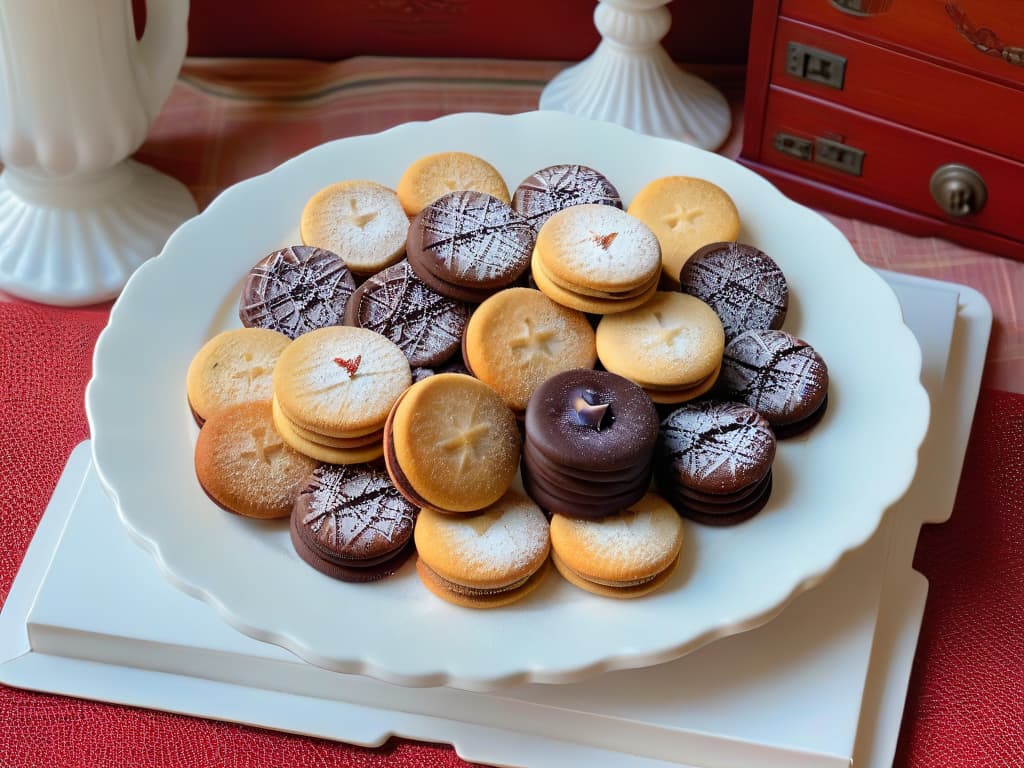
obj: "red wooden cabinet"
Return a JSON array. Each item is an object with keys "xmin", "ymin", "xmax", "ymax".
[{"xmin": 740, "ymin": 0, "xmax": 1024, "ymax": 260}]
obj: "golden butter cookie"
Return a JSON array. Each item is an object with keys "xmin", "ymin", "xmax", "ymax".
[
  {"xmin": 627, "ymin": 177, "xmax": 741, "ymax": 288},
  {"xmin": 396, "ymin": 151, "xmax": 510, "ymax": 217},
  {"xmin": 300, "ymin": 180, "xmax": 408, "ymax": 276},
  {"xmin": 463, "ymin": 287, "xmax": 596, "ymax": 413},
  {"xmin": 271, "ymin": 396, "xmax": 385, "ymax": 464},
  {"xmin": 644, "ymin": 363, "xmax": 721, "ymax": 404},
  {"xmin": 414, "ymin": 490, "xmax": 550, "ymax": 608},
  {"xmin": 534, "ymin": 204, "xmax": 661, "ymax": 294},
  {"xmin": 596, "ymin": 292, "xmax": 724, "ymax": 390},
  {"xmin": 186, "ymin": 327, "xmax": 291, "ymax": 425},
  {"xmin": 549, "ymin": 493, "xmax": 684, "ymax": 598},
  {"xmin": 194, "ymin": 400, "xmax": 318, "ymax": 519},
  {"xmin": 530, "ymin": 251, "xmax": 659, "ymax": 315},
  {"xmin": 273, "ymin": 325, "xmax": 412, "ymax": 438},
  {"xmin": 384, "ymin": 373, "xmax": 520, "ymax": 513}
]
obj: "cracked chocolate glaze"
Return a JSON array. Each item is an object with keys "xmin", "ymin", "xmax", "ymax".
[{"xmin": 239, "ymin": 245, "xmax": 356, "ymax": 339}]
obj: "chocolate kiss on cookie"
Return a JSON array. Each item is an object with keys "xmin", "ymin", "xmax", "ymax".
[
  {"xmin": 679, "ymin": 242, "xmax": 788, "ymax": 341},
  {"xmin": 290, "ymin": 463, "xmax": 418, "ymax": 583},
  {"xmin": 406, "ymin": 190, "xmax": 534, "ymax": 302},
  {"xmin": 655, "ymin": 400, "xmax": 776, "ymax": 525},
  {"xmin": 522, "ymin": 369, "xmax": 659, "ymax": 519},
  {"xmin": 718, "ymin": 329, "xmax": 829, "ymax": 438},
  {"xmin": 239, "ymin": 245, "xmax": 356, "ymax": 340}
]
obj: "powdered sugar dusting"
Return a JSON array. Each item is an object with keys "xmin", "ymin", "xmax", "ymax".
[
  {"xmin": 513, "ymin": 164, "xmax": 622, "ymax": 232},
  {"xmin": 542, "ymin": 205, "xmax": 659, "ymax": 286}
]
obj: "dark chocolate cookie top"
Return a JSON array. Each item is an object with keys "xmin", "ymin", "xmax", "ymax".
[
  {"xmin": 344, "ymin": 260, "xmax": 470, "ymax": 367},
  {"xmin": 407, "ymin": 191, "xmax": 534, "ymax": 290},
  {"xmin": 239, "ymin": 245, "xmax": 356, "ymax": 339},
  {"xmin": 292, "ymin": 463, "xmax": 417, "ymax": 565},
  {"xmin": 718, "ymin": 329, "xmax": 828, "ymax": 428},
  {"xmin": 525, "ymin": 368, "xmax": 659, "ymax": 472},
  {"xmin": 656, "ymin": 400, "xmax": 776, "ymax": 494},
  {"xmin": 679, "ymin": 242, "xmax": 788, "ymax": 341},
  {"xmin": 512, "ymin": 164, "xmax": 623, "ymax": 232}
]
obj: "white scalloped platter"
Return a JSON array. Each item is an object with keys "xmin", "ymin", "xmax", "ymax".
[{"xmin": 87, "ymin": 111, "xmax": 929, "ymax": 691}]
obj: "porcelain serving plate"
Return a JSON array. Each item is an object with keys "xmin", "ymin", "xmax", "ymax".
[{"xmin": 87, "ymin": 111, "xmax": 929, "ymax": 691}]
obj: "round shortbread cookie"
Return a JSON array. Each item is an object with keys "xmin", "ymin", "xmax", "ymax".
[
  {"xmin": 275, "ymin": 396, "xmax": 384, "ymax": 448},
  {"xmin": 300, "ymin": 180, "xmax": 408, "ymax": 275},
  {"xmin": 627, "ymin": 177, "xmax": 741, "ymax": 288},
  {"xmin": 194, "ymin": 400, "xmax": 318, "ymax": 519},
  {"xmin": 644, "ymin": 363, "xmax": 721, "ymax": 405},
  {"xmin": 386, "ymin": 373, "xmax": 521, "ymax": 513},
  {"xmin": 238, "ymin": 245, "xmax": 357, "ymax": 339},
  {"xmin": 463, "ymin": 287, "xmax": 596, "ymax": 412},
  {"xmin": 535, "ymin": 204, "xmax": 661, "ymax": 294},
  {"xmin": 414, "ymin": 490, "xmax": 550, "ymax": 608},
  {"xmin": 596, "ymin": 292, "xmax": 724, "ymax": 389},
  {"xmin": 396, "ymin": 151, "xmax": 510, "ymax": 217},
  {"xmin": 513, "ymin": 164, "xmax": 622, "ymax": 233},
  {"xmin": 530, "ymin": 251, "xmax": 659, "ymax": 315},
  {"xmin": 549, "ymin": 493, "xmax": 684, "ymax": 599},
  {"xmin": 271, "ymin": 396, "xmax": 385, "ymax": 464},
  {"xmin": 273, "ymin": 325, "xmax": 412, "ymax": 438},
  {"xmin": 186, "ymin": 328, "xmax": 291, "ymax": 425}
]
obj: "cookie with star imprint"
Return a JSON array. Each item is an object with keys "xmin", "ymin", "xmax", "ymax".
[
  {"xmin": 549, "ymin": 492, "xmax": 684, "ymax": 598},
  {"xmin": 717, "ymin": 329, "xmax": 829, "ymax": 438},
  {"xmin": 344, "ymin": 259, "xmax": 470, "ymax": 367},
  {"xmin": 512, "ymin": 164, "xmax": 622, "ymax": 233},
  {"xmin": 627, "ymin": 176, "xmax": 741, "ymax": 288},
  {"xmin": 655, "ymin": 400, "xmax": 776, "ymax": 525},
  {"xmin": 414, "ymin": 489, "xmax": 551, "ymax": 608},
  {"xmin": 462, "ymin": 287, "xmax": 596, "ymax": 414},
  {"xmin": 238, "ymin": 245, "xmax": 356, "ymax": 339},
  {"xmin": 300, "ymin": 180, "xmax": 409, "ymax": 276},
  {"xmin": 384, "ymin": 373, "xmax": 521, "ymax": 513},
  {"xmin": 595, "ymin": 291, "xmax": 724, "ymax": 404},
  {"xmin": 194, "ymin": 400, "xmax": 318, "ymax": 519},
  {"xmin": 396, "ymin": 151, "xmax": 510, "ymax": 217},
  {"xmin": 290, "ymin": 463, "xmax": 418, "ymax": 582},
  {"xmin": 186, "ymin": 327, "xmax": 291, "ymax": 426},
  {"xmin": 679, "ymin": 241, "xmax": 788, "ymax": 341},
  {"xmin": 406, "ymin": 190, "xmax": 535, "ymax": 303}
]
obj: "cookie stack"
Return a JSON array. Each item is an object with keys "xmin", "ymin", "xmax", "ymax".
[
  {"xmin": 511, "ymin": 163, "xmax": 622, "ymax": 233},
  {"xmin": 655, "ymin": 401, "xmax": 777, "ymax": 525},
  {"xmin": 521, "ymin": 369, "xmax": 660, "ymax": 519},
  {"xmin": 531, "ymin": 204, "xmax": 661, "ymax": 314},
  {"xmin": 271, "ymin": 325, "xmax": 412, "ymax": 464}
]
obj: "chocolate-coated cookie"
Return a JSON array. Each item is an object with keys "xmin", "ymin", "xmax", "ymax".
[
  {"xmin": 239, "ymin": 245, "xmax": 356, "ymax": 339},
  {"xmin": 679, "ymin": 242, "xmax": 788, "ymax": 341},
  {"xmin": 406, "ymin": 190, "xmax": 534, "ymax": 300},
  {"xmin": 718, "ymin": 329, "xmax": 829, "ymax": 437},
  {"xmin": 512, "ymin": 164, "xmax": 622, "ymax": 233},
  {"xmin": 291, "ymin": 463, "xmax": 418, "ymax": 582},
  {"xmin": 344, "ymin": 260, "xmax": 470, "ymax": 367}
]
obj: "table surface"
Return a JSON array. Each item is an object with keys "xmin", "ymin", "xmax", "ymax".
[{"xmin": 0, "ymin": 56, "xmax": 1022, "ymax": 768}]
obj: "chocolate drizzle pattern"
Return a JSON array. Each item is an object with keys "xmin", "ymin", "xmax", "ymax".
[
  {"xmin": 239, "ymin": 246, "xmax": 356, "ymax": 339},
  {"xmin": 513, "ymin": 164, "xmax": 622, "ymax": 232},
  {"xmin": 417, "ymin": 191, "xmax": 534, "ymax": 285},
  {"xmin": 658, "ymin": 401, "xmax": 775, "ymax": 490},
  {"xmin": 719, "ymin": 330, "xmax": 828, "ymax": 425},
  {"xmin": 299, "ymin": 464, "xmax": 417, "ymax": 555},
  {"xmin": 679, "ymin": 242, "xmax": 788, "ymax": 341},
  {"xmin": 348, "ymin": 261, "xmax": 469, "ymax": 367}
]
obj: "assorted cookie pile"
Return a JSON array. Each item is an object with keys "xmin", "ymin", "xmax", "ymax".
[{"xmin": 187, "ymin": 152, "xmax": 830, "ymax": 608}]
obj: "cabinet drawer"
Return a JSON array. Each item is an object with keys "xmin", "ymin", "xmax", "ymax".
[
  {"xmin": 761, "ymin": 86, "xmax": 1024, "ymax": 242},
  {"xmin": 773, "ymin": 17, "xmax": 1024, "ymax": 161},
  {"xmin": 780, "ymin": 0, "xmax": 1024, "ymax": 90}
]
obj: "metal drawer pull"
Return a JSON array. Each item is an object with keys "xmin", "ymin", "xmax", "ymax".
[
  {"xmin": 930, "ymin": 164, "xmax": 987, "ymax": 217},
  {"xmin": 786, "ymin": 43, "xmax": 847, "ymax": 89}
]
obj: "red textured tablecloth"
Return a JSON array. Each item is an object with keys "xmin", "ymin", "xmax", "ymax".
[{"xmin": 1, "ymin": 58, "xmax": 1023, "ymax": 767}]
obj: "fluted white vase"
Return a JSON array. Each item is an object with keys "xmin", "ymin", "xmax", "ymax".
[
  {"xmin": 540, "ymin": 0, "xmax": 731, "ymax": 151},
  {"xmin": 0, "ymin": 0, "xmax": 196, "ymax": 305}
]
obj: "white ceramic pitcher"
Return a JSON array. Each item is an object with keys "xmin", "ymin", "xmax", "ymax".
[{"xmin": 0, "ymin": 0, "xmax": 197, "ymax": 305}]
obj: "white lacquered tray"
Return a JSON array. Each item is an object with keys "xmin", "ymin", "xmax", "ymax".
[
  {"xmin": 86, "ymin": 111, "xmax": 930, "ymax": 690},
  {"xmin": 2, "ymin": 274, "xmax": 989, "ymax": 767}
]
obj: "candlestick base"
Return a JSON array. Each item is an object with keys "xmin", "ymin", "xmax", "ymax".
[{"xmin": 0, "ymin": 160, "xmax": 197, "ymax": 306}]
